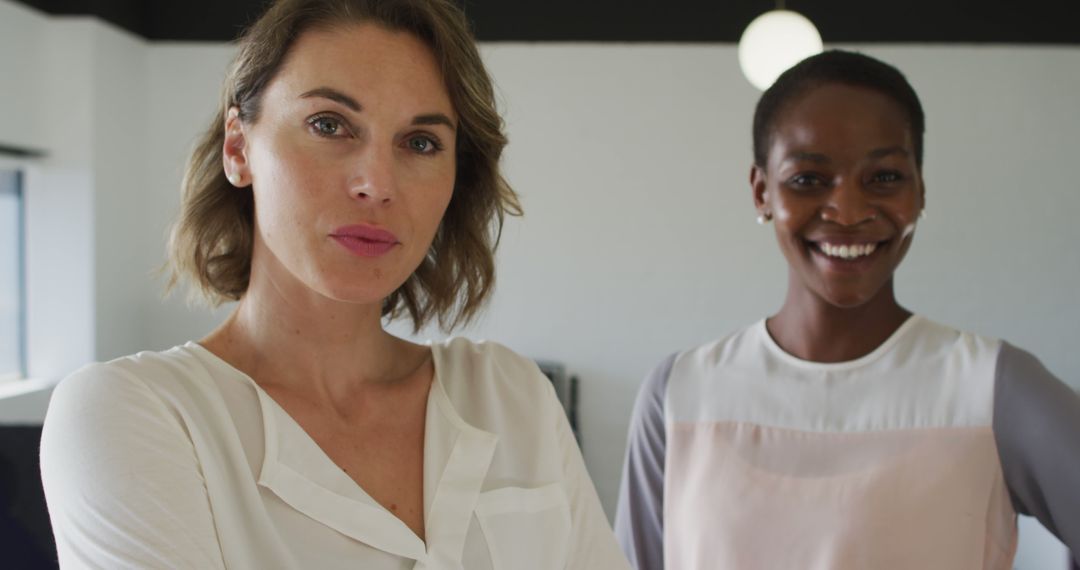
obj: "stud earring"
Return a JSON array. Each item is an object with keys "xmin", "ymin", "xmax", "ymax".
[
  {"xmin": 228, "ymin": 173, "xmax": 241, "ymax": 186},
  {"xmin": 756, "ymin": 212, "xmax": 772, "ymax": 225},
  {"xmin": 919, "ymin": 209, "xmax": 926, "ymax": 220}
]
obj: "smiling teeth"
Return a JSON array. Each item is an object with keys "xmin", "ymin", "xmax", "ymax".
[{"xmin": 819, "ymin": 242, "xmax": 878, "ymax": 259}]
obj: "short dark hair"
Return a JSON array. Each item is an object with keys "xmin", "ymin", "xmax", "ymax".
[{"xmin": 752, "ymin": 50, "xmax": 925, "ymax": 168}]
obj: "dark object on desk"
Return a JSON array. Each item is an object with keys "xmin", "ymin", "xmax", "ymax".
[
  {"xmin": 0, "ymin": 424, "xmax": 57, "ymax": 569},
  {"xmin": 535, "ymin": 360, "xmax": 580, "ymax": 446}
]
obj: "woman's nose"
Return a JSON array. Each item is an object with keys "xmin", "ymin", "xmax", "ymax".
[
  {"xmin": 348, "ymin": 147, "xmax": 396, "ymax": 204},
  {"xmin": 820, "ymin": 179, "xmax": 877, "ymax": 225}
]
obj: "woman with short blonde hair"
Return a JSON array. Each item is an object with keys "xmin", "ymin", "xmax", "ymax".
[{"xmin": 41, "ymin": 1, "xmax": 628, "ymax": 568}]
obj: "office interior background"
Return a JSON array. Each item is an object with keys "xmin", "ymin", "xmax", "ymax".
[{"xmin": 1, "ymin": 0, "xmax": 1077, "ymax": 567}]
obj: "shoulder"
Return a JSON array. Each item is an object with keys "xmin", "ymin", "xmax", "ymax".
[
  {"xmin": 431, "ymin": 337, "xmax": 561, "ymax": 425},
  {"xmin": 665, "ymin": 322, "xmax": 761, "ymax": 387},
  {"xmin": 994, "ymin": 342, "xmax": 1075, "ymax": 411},
  {"xmin": 898, "ymin": 316, "xmax": 1002, "ymax": 362},
  {"xmin": 858, "ymin": 316, "xmax": 1006, "ymax": 425},
  {"xmin": 642, "ymin": 353, "xmax": 678, "ymax": 396},
  {"xmin": 433, "ymin": 337, "xmax": 551, "ymax": 393},
  {"xmin": 44, "ymin": 345, "xmax": 221, "ymax": 439},
  {"xmin": 901, "ymin": 316, "xmax": 1004, "ymax": 391},
  {"xmin": 630, "ymin": 352, "xmax": 678, "ymax": 422},
  {"xmin": 41, "ymin": 347, "xmax": 216, "ymax": 480},
  {"xmin": 434, "ymin": 337, "xmax": 539, "ymax": 370},
  {"xmin": 995, "ymin": 342, "xmax": 1045, "ymax": 379},
  {"xmin": 52, "ymin": 343, "xmax": 212, "ymax": 397}
]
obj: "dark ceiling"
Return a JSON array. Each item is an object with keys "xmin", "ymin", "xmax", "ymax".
[{"xmin": 10, "ymin": 0, "xmax": 1080, "ymax": 44}]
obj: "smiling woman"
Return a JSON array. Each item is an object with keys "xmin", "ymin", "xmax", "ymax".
[
  {"xmin": 38, "ymin": 1, "xmax": 628, "ymax": 568},
  {"xmin": 752, "ymin": 81, "xmax": 924, "ymax": 322},
  {"xmin": 615, "ymin": 50, "xmax": 1080, "ymax": 570}
]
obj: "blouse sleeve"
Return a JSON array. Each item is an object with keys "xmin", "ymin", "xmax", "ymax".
[
  {"xmin": 613, "ymin": 353, "xmax": 676, "ymax": 570},
  {"xmin": 40, "ymin": 363, "xmax": 228, "ymax": 569},
  {"xmin": 992, "ymin": 342, "xmax": 1080, "ymax": 562}
]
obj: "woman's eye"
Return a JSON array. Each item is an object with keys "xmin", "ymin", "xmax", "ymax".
[
  {"xmin": 788, "ymin": 174, "xmax": 825, "ymax": 188},
  {"xmin": 406, "ymin": 135, "xmax": 443, "ymax": 155},
  {"xmin": 872, "ymin": 171, "xmax": 903, "ymax": 183},
  {"xmin": 307, "ymin": 115, "xmax": 348, "ymax": 138}
]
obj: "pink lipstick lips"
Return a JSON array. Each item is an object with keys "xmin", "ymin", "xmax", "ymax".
[{"xmin": 330, "ymin": 225, "xmax": 400, "ymax": 257}]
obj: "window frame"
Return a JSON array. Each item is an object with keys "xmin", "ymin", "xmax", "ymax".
[{"xmin": 0, "ymin": 166, "xmax": 26, "ymax": 381}]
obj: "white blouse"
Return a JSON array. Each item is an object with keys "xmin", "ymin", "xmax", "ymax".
[{"xmin": 41, "ymin": 338, "xmax": 628, "ymax": 570}]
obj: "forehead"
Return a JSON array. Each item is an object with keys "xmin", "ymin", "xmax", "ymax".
[
  {"xmin": 769, "ymin": 83, "xmax": 913, "ymax": 159},
  {"xmin": 267, "ymin": 22, "xmax": 454, "ymax": 117}
]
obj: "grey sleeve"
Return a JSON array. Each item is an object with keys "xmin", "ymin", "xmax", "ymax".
[
  {"xmin": 993, "ymin": 342, "xmax": 1080, "ymax": 562},
  {"xmin": 614, "ymin": 353, "xmax": 677, "ymax": 570}
]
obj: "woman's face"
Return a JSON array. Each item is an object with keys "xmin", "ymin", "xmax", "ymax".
[
  {"xmin": 751, "ymin": 83, "xmax": 924, "ymax": 309},
  {"xmin": 225, "ymin": 23, "xmax": 457, "ymax": 306}
]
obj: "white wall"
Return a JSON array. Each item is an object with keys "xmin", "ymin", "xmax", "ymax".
[
  {"xmin": 466, "ymin": 43, "xmax": 1080, "ymax": 511},
  {"xmin": 1, "ymin": 4, "xmax": 97, "ymax": 382},
  {"xmin": 0, "ymin": 0, "xmax": 45, "ymax": 151},
  {"xmin": 0, "ymin": 1, "xmax": 161, "ymax": 376},
  {"xmin": 1, "ymin": 4, "xmax": 1076, "ymax": 565},
  {"xmin": 91, "ymin": 22, "xmax": 150, "ymax": 362},
  {"xmin": 140, "ymin": 43, "xmax": 237, "ymax": 351}
]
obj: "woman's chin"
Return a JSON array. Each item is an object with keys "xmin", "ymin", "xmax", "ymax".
[
  {"xmin": 307, "ymin": 279, "xmax": 398, "ymax": 308},
  {"xmin": 816, "ymin": 281, "xmax": 890, "ymax": 310}
]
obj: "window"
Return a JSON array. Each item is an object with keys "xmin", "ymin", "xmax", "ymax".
[{"xmin": 0, "ymin": 169, "xmax": 25, "ymax": 380}]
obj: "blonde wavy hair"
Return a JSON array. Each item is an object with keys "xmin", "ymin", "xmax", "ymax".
[{"xmin": 167, "ymin": 0, "xmax": 520, "ymax": 331}]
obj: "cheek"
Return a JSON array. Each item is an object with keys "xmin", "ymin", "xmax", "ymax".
[
  {"xmin": 900, "ymin": 220, "xmax": 918, "ymax": 241},
  {"xmin": 773, "ymin": 203, "xmax": 796, "ymax": 225},
  {"xmin": 413, "ymin": 162, "xmax": 456, "ymax": 220},
  {"xmin": 254, "ymin": 129, "xmax": 332, "ymax": 188},
  {"xmin": 250, "ymin": 166, "xmax": 325, "ymax": 250},
  {"xmin": 422, "ymin": 184, "xmax": 455, "ymax": 237},
  {"xmin": 255, "ymin": 148, "xmax": 331, "ymax": 214},
  {"xmin": 770, "ymin": 197, "xmax": 813, "ymax": 243},
  {"xmin": 892, "ymin": 195, "xmax": 923, "ymax": 241},
  {"xmin": 767, "ymin": 186, "xmax": 814, "ymax": 226}
]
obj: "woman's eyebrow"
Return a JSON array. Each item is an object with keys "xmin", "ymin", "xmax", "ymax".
[
  {"xmin": 298, "ymin": 87, "xmax": 453, "ymax": 131},
  {"xmin": 787, "ymin": 151, "xmax": 830, "ymax": 164},
  {"xmin": 299, "ymin": 87, "xmax": 361, "ymax": 112},
  {"xmin": 413, "ymin": 113, "xmax": 456, "ymax": 131},
  {"xmin": 868, "ymin": 146, "xmax": 910, "ymax": 159}
]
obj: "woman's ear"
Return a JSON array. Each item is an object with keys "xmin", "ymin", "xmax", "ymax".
[
  {"xmin": 919, "ymin": 175, "xmax": 927, "ymax": 213},
  {"xmin": 750, "ymin": 164, "xmax": 769, "ymax": 215},
  {"xmin": 222, "ymin": 107, "xmax": 250, "ymax": 187}
]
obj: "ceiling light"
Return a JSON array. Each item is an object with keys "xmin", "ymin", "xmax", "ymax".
[{"xmin": 738, "ymin": 9, "xmax": 823, "ymax": 91}]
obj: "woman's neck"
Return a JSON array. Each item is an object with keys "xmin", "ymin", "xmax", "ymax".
[
  {"xmin": 767, "ymin": 279, "xmax": 912, "ymax": 364},
  {"xmin": 200, "ymin": 267, "xmax": 429, "ymax": 412}
]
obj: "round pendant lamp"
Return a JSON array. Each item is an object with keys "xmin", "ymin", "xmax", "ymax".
[{"xmin": 738, "ymin": 8, "xmax": 823, "ymax": 90}]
